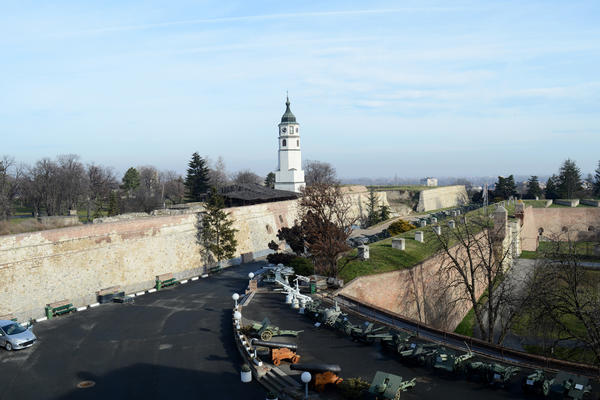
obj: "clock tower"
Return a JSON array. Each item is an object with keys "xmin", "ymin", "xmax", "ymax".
[{"xmin": 274, "ymin": 96, "xmax": 305, "ymax": 193}]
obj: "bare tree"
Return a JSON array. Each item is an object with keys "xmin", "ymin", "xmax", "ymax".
[
  {"xmin": 526, "ymin": 230, "xmax": 600, "ymax": 364},
  {"xmin": 304, "ymin": 160, "xmax": 338, "ymax": 186},
  {"xmin": 232, "ymin": 169, "xmax": 262, "ymax": 185},
  {"xmin": 56, "ymin": 154, "xmax": 85, "ymax": 212},
  {"xmin": 299, "ymin": 182, "xmax": 357, "ymax": 277},
  {"xmin": 86, "ymin": 164, "xmax": 118, "ymax": 220},
  {"xmin": 208, "ymin": 156, "xmax": 228, "ymax": 189},
  {"xmin": 0, "ymin": 156, "xmax": 23, "ymax": 220},
  {"xmin": 433, "ymin": 209, "xmax": 530, "ymax": 344},
  {"xmin": 160, "ymin": 170, "xmax": 185, "ymax": 206}
]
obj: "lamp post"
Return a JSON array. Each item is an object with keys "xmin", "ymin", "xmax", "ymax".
[
  {"xmin": 301, "ymin": 371, "xmax": 311, "ymax": 399},
  {"xmin": 248, "ymin": 272, "xmax": 255, "ymax": 279},
  {"xmin": 232, "ymin": 293, "xmax": 240, "ymax": 308}
]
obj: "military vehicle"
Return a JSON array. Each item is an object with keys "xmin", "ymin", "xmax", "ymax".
[
  {"xmin": 349, "ymin": 322, "xmax": 390, "ymax": 344},
  {"xmin": 303, "ymin": 299, "xmax": 322, "ymax": 320},
  {"xmin": 432, "ymin": 347, "xmax": 473, "ymax": 375},
  {"xmin": 318, "ymin": 302, "xmax": 346, "ymax": 327},
  {"xmin": 368, "ymin": 371, "xmax": 416, "ymax": 399},
  {"xmin": 398, "ymin": 342, "xmax": 440, "ymax": 366},
  {"xmin": 465, "ymin": 361, "xmax": 520, "ymax": 387},
  {"xmin": 248, "ymin": 318, "xmax": 303, "ymax": 341},
  {"xmin": 521, "ymin": 369, "xmax": 553, "ymax": 396},
  {"xmin": 380, "ymin": 331, "xmax": 413, "ymax": 354},
  {"xmin": 548, "ymin": 372, "xmax": 592, "ymax": 399}
]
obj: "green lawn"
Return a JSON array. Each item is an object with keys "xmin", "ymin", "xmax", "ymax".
[
  {"xmin": 454, "ymin": 307, "xmax": 476, "ymax": 336},
  {"xmin": 519, "ymin": 241, "xmax": 600, "ymax": 262},
  {"xmin": 523, "ymin": 344, "xmax": 597, "ymax": 365},
  {"xmin": 522, "ymin": 200, "xmax": 548, "ymax": 208},
  {"xmin": 339, "ymin": 231, "xmax": 443, "ymax": 282}
]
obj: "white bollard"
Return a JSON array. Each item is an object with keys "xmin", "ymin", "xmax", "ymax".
[{"xmin": 415, "ymin": 231, "xmax": 424, "ymax": 243}]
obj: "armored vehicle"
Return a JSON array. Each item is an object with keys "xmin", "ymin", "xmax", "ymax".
[
  {"xmin": 398, "ymin": 342, "xmax": 440, "ymax": 366},
  {"xmin": 368, "ymin": 371, "xmax": 416, "ymax": 399},
  {"xmin": 548, "ymin": 372, "xmax": 592, "ymax": 400},
  {"xmin": 465, "ymin": 361, "xmax": 520, "ymax": 387},
  {"xmin": 432, "ymin": 348, "xmax": 473, "ymax": 375}
]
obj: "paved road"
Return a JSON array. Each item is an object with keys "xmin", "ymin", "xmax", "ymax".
[{"xmin": 0, "ymin": 263, "xmax": 267, "ymax": 400}]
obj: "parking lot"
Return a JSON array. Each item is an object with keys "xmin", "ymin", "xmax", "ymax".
[{"xmin": 0, "ymin": 263, "xmax": 267, "ymax": 400}]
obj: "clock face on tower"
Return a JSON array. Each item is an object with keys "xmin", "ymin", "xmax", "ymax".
[{"xmin": 281, "ymin": 127, "xmax": 287, "ymax": 133}]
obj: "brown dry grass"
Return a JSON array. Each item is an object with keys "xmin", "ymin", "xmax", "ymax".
[{"xmin": 0, "ymin": 218, "xmax": 82, "ymax": 236}]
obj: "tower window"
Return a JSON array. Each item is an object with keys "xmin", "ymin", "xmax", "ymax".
[
  {"xmin": 282, "ymin": 139, "xmax": 286, "ymax": 147},
  {"xmin": 296, "ymin": 140, "xmax": 299, "ymax": 146},
  {"xmin": 296, "ymin": 127, "xmax": 298, "ymax": 133}
]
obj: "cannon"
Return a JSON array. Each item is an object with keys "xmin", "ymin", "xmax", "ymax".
[
  {"xmin": 398, "ymin": 342, "xmax": 440, "ymax": 366},
  {"xmin": 465, "ymin": 361, "xmax": 520, "ymax": 387},
  {"xmin": 251, "ymin": 339, "xmax": 300, "ymax": 366},
  {"xmin": 521, "ymin": 369, "xmax": 553, "ymax": 396},
  {"xmin": 291, "ymin": 363, "xmax": 343, "ymax": 392},
  {"xmin": 248, "ymin": 318, "xmax": 303, "ymax": 341},
  {"xmin": 318, "ymin": 302, "xmax": 346, "ymax": 327},
  {"xmin": 432, "ymin": 348, "xmax": 473, "ymax": 375},
  {"xmin": 304, "ymin": 300, "xmax": 323, "ymax": 321},
  {"xmin": 381, "ymin": 331, "xmax": 414, "ymax": 353},
  {"xmin": 368, "ymin": 371, "xmax": 416, "ymax": 399},
  {"xmin": 548, "ymin": 372, "xmax": 592, "ymax": 400},
  {"xmin": 349, "ymin": 322, "xmax": 390, "ymax": 344}
]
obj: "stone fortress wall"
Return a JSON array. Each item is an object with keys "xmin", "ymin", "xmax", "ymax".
[
  {"xmin": 0, "ymin": 188, "xmax": 385, "ymax": 321},
  {"xmin": 520, "ymin": 207, "xmax": 600, "ymax": 251},
  {"xmin": 416, "ymin": 185, "xmax": 469, "ymax": 212}
]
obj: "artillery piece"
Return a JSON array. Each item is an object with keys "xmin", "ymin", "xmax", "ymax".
[
  {"xmin": 522, "ymin": 369, "xmax": 553, "ymax": 396},
  {"xmin": 433, "ymin": 347, "xmax": 473, "ymax": 375},
  {"xmin": 398, "ymin": 342, "xmax": 440, "ymax": 366},
  {"xmin": 304, "ymin": 300, "xmax": 323, "ymax": 321},
  {"xmin": 465, "ymin": 361, "xmax": 520, "ymax": 387},
  {"xmin": 318, "ymin": 302, "xmax": 347, "ymax": 327},
  {"xmin": 291, "ymin": 363, "xmax": 343, "ymax": 392},
  {"xmin": 349, "ymin": 322, "xmax": 390, "ymax": 344},
  {"xmin": 548, "ymin": 372, "xmax": 592, "ymax": 400},
  {"xmin": 368, "ymin": 371, "xmax": 416, "ymax": 399},
  {"xmin": 381, "ymin": 331, "xmax": 414, "ymax": 353},
  {"xmin": 251, "ymin": 339, "xmax": 300, "ymax": 366},
  {"xmin": 248, "ymin": 318, "xmax": 303, "ymax": 341}
]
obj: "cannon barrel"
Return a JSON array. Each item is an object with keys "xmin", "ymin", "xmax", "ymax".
[
  {"xmin": 251, "ymin": 339, "xmax": 298, "ymax": 350},
  {"xmin": 290, "ymin": 363, "xmax": 342, "ymax": 373}
]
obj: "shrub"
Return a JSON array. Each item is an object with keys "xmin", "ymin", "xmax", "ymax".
[
  {"xmin": 337, "ymin": 377, "xmax": 370, "ymax": 399},
  {"xmin": 387, "ymin": 219, "xmax": 416, "ymax": 236},
  {"xmin": 266, "ymin": 252, "xmax": 295, "ymax": 265},
  {"xmin": 289, "ymin": 257, "xmax": 314, "ymax": 276}
]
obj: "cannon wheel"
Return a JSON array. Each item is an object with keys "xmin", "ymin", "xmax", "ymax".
[
  {"xmin": 260, "ymin": 330, "xmax": 273, "ymax": 341},
  {"xmin": 273, "ymin": 358, "xmax": 281, "ymax": 366},
  {"xmin": 291, "ymin": 355, "xmax": 300, "ymax": 363}
]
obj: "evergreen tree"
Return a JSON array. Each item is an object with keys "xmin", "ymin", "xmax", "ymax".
[
  {"xmin": 557, "ymin": 159, "xmax": 582, "ymax": 199},
  {"xmin": 525, "ymin": 176, "xmax": 542, "ymax": 199},
  {"xmin": 494, "ymin": 175, "xmax": 517, "ymax": 200},
  {"xmin": 264, "ymin": 172, "xmax": 276, "ymax": 189},
  {"xmin": 593, "ymin": 160, "xmax": 600, "ymax": 198},
  {"xmin": 366, "ymin": 188, "xmax": 380, "ymax": 226},
  {"xmin": 379, "ymin": 204, "xmax": 391, "ymax": 222},
  {"xmin": 107, "ymin": 191, "xmax": 119, "ymax": 216},
  {"xmin": 199, "ymin": 191, "xmax": 238, "ymax": 269},
  {"xmin": 545, "ymin": 175, "xmax": 559, "ymax": 200},
  {"xmin": 184, "ymin": 152, "xmax": 210, "ymax": 202},
  {"xmin": 121, "ymin": 167, "xmax": 140, "ymax": 194}
]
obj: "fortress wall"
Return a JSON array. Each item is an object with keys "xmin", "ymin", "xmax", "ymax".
[
  {"xmin": 337, "ymin": 236, "xmax": 490, "ymax": 331},
  {"xmin": 0, "ymin": 188, "xmax": 387, "ymax": 321},
  {"xmin": 520, "ymin": 207, "xmax": 600, "ymax": 251},
  {"xmin": 416, "ymin": 185, "xmax": 468, "ymax": 212},
  {"xmin": 0, "ymin": 200, "xmax": 299, "ymax": 320},
  {"xmin": 341, "ymin": 185, "xmax": 390, "ymax": 220}
]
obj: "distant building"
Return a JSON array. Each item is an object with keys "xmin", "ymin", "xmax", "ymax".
[
  {"xmin": 274, "ymin": 96, "xmax": 305, "ymax": 193},
  {"xmin": 420, "ymin": 177, "xmax": 438, "ymax": 187}
]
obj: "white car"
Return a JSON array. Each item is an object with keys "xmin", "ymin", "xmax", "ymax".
[{"xmin": 0, "ymin": 320, "xmax": 37, "ymax": 351}]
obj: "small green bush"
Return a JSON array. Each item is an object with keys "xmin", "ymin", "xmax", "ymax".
[
  {"xmin": 337, "ymin": 377, "xmax": 370, "ymax": 399},
  {"xmin": 289, "ymin": 257, "xmax": 314, "ymax": 276},
  {"xmin": 387, "ymin": 219, "xmax": 416, "ymax": 236}
]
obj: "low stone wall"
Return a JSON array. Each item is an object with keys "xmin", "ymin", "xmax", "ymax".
[
  {"xmin": 520, "ymin": 207, "xmax": 600, "ymax": 251},
  {"xmin": 416, "ymin": 185, "xmax": 468, "ymax": 212}
]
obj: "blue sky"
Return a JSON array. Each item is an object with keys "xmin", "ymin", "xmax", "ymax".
[{"xmin": 1, "ymin": 1, "xmax": 599, "ymax": 179}]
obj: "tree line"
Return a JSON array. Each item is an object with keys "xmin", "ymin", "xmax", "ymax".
[{"xmin": 472, "ymin": 158, "xmax": 600, "ymax": 203}]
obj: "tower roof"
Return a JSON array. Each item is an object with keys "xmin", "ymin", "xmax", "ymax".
[{"xmin": 280, "ymin": 96, "xmax": 297, "ymax": 123}]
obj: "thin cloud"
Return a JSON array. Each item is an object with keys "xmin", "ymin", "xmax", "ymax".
[{"xmin": 66, "ymin": 8, "xmax": 462, "ymax": 36}]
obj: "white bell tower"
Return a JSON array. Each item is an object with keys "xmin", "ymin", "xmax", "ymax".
[{"xmin": 274, "ymin": 96, "xmax": 305, "ymax": 193}]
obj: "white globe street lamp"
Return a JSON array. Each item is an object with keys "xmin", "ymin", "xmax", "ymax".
[
  {"xmin": 248, "ymin": 272, "xmax": 255, "ymax": 279},
  {"xmin": 301, "ymin": 371, "xmax": 311, "ymax": 399},
  {"xmin": 232, "ymin": 293, "xmax": 240, "ymax": 308}
]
